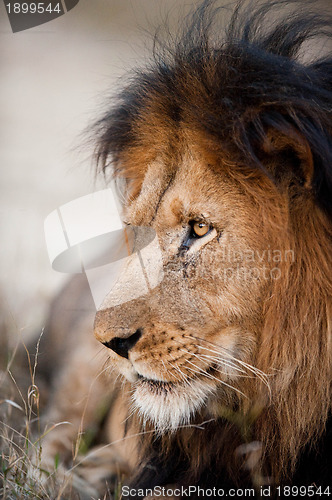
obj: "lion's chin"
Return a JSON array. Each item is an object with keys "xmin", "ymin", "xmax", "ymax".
[{"xmin": 132, "ymin": 376, "xmax": 215, "ymax": 434}]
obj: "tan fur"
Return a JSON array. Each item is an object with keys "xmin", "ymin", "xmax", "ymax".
[{"xmin": 91, "ymin": 122, "xmax": 332, "ymax": 487}]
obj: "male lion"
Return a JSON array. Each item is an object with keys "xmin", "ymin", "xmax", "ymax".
[{"xmin": 38, "ymin": 1, "xmax": 332, "ymax": 498}]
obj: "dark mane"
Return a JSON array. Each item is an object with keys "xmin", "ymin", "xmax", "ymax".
[{"xmin": 94, "ymin": 0, "xmax": 332, "ymax": 218}]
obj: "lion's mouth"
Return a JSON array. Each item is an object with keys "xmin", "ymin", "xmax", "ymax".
[
  {"xmin": 133, "ymin": 367, "xmax": 218, "ymax": 433},
  {"xmin": 137, "ymin": 374, "xmax": 175, "ymax": 393},
  {"xmin": 136, "ymin": 364, "xmax": 219, "ymax": 393}
]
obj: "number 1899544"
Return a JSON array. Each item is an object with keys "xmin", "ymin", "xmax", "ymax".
[
  {"xmin": 5, "ymin": 3, "xmax": 62, "ymax": 14},
  {"xmin": 276, "ymin": 486, "xmax": 331, "ymax": 497}
]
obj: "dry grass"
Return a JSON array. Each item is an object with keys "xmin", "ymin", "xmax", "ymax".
[
  {"xmin": 0, "ymin": 319, "xmax": 57, "ymax": 499},
  {"xmin": 0, "ymin": 317, "xmax": 81, "ymax": 499},
  {"xmin": 0, "ymin": 310, "xmax": 122, "ymax": 500}
]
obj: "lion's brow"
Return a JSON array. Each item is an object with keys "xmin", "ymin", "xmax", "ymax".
[{"xmin": 149, "ymin": 174, "xmax": 176, "ymax": 225}]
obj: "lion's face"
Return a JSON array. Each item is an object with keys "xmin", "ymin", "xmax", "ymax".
[{"xmin": 94, "ymin": 146, "xmax": 285, "ymax": 433}]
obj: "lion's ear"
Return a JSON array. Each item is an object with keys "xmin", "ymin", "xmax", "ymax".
[{"xmin": 261, "ymin": 126, "xmax": 314, "ymax": 188}]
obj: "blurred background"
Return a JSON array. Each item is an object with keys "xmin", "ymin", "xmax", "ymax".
[{"xmin": 0, "ymin": 0, "xmax": 331, "ymax": 345}]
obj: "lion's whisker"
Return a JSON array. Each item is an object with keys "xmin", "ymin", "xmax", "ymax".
[
  {"xmin": 186, "ymin": 334, "xmax": 269, "ymax": 378},
  {"xmin": 186, "ymin": 336, "xmax": 270, "ymax": 389},
  {"xmin": 197, "ymin": 345, "xmax": 270, "ymax": 387},
  {"xmin": 121, "ymin": 406, "xmax": 137, "ymax": 426},
  {"xmin": 196, "ymin": 352, "xmax": 249, "ymax": 375},
  {"xmin": 190, "ymin": 348, "xmax": 248, "ymax": 375},
  {"xmin": 185, "ymin": 336, "xmax": 271, "ymax": 395},
  {"xmin": 185, "ymin": 359, "xmax": 247, "ymax": 399},
  {"xmin": 168, "ymin": 361, "xmax": 187, "ymax": 383},
  {"xmin": 90, "ymin": 346, "xmax": 108, "ymax": 363},
  {"xmin": 168, "ymin": 357, "xmax": 199, "ymax": 390},
  {"xmin": 180, "ymin": 349, "xmax": 230, "ymax": 378},
  {"xmin": 160, "ymin": 359, "xmax": 172, "ymax": 379},
  {"xmin": 161, "ymin": 357, "xmax": 186, "ymax": 385},
  {"xmin": 173, "ymin": 337, "xmax": 247, "ymax": 375},
  {"xmin": 191, "ymin": 352, "xmax": 256, "ymax": 380},
  {"xmin": 184, "ymin": 336, "xmax": 269, "ymax": 386},
  {"xmin": 178, "ymin": 418, "xmax": 216, "ymax": 430},
  {"xmin": 97, "ymin": 364, "xmax": 114, "ymax": 379}
]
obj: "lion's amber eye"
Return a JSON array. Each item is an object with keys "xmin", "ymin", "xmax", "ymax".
[{"xmin": 192, "ymin": 221, "xmax": 211, "ymax": 237}]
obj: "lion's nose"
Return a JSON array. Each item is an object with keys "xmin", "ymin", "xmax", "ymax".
[{"xmin": 102, "ymin": 328, "xmax": 142, "ymax": 359}]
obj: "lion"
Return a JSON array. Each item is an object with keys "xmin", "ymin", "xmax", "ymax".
[{"xmin": 37, "ymin": 1, "xmax": 332, "ymax": 498}]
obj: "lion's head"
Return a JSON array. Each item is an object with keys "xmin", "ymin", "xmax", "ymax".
[{"xmin": 93, "ymin": 1, "xmax": 332, "ymax": 488}]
